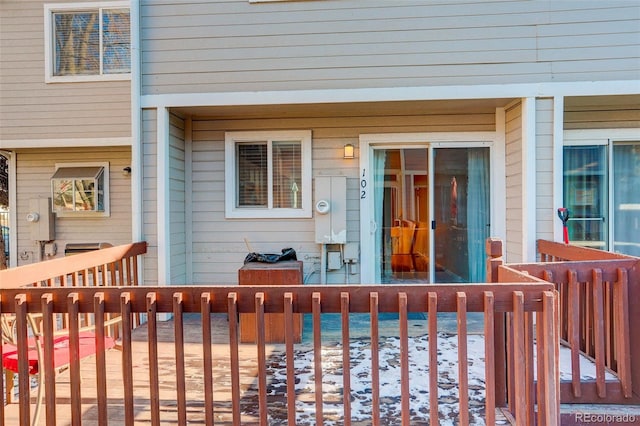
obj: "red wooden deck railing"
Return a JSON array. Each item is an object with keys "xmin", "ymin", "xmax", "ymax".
[
  {"xmin": 489, "ymin": 238, "xmax": 640, "ymax": 405},
  {"xmin": 1, "ymin": 241, "xmax": 561, "ymax": 425}
]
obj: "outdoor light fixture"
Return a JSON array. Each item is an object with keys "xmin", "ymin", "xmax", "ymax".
[
  {"xmin": 122, "ymin": 166, "xmax": 132, "ymax": 177},
  {"xmin": 343, "ymin": 144, "xmax": 355, "ymax": 159}
]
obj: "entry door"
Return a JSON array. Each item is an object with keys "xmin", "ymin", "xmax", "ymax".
[{"xmin": 364, "ymin": 145, "xmax": 490, "ymax": 284}]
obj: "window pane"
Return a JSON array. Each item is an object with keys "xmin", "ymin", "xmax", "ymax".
[
  {"xmin": 102, "ymin": 9, "xmax": 130, "ymax": 74},
  {"xmin": 52, "ymin": 179, "xmax": 74, "ymax": 211},
  {"xmin": 613, "ymin": 142, "xmax": 640, "ymax": 256},
  {"xmin": 74, "ymin": 179, "xmax": 96, "ymax": 211},
  {"xmin": 272, "ymin": 141, "xmax": 302, "ymax": 209},
  {"xmin": 237, "ymin": 144, "xmax": 267, "ymax": 207},
  {"xmin": 54, "ymin": 12, "xmax": 99, "ymax": 76},
  {"xmin": 563, "ymin": 146, "xmax": 608, "ymax": 249}
]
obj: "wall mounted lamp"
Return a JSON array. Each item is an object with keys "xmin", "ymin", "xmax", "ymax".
[
  {"xmin": 122, "ymin": 166, "xmax": 132, "ymax": 177},
  {"xmin": 343, "ymin": 144, "xmax": 355, "ymax": 159}
]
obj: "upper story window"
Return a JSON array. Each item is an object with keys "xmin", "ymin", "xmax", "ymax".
[
  {"xmin": 225, "ymin": 131, "xmax": 312, "ymax": 219},
  {"xmin": 45, "ymin": 2, "xmax": 130, "ymax": 83},
  {"xmin": 51, "ymin": 162, "xmax": 110, "ymax": 217}
]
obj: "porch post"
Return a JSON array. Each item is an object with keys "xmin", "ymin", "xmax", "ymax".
[
  {"xmin": 522, "ymin": 97, "xmax": 537, "ymax": 262},
  {"xmin": 157, "ymin": 106, "xmax": 170, "ymax": 286},
  {"xmin": 486, "ymin": 238, "xmax": 507, "ymax": 406},
  {"xmin": 552, "ymin": 96, "xmax": 565, "ymax": 245}
]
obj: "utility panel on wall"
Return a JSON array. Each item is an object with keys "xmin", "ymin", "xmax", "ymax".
[{"xmin": 315, "ymin": 176, "xmax": 347, "ymax": 244}]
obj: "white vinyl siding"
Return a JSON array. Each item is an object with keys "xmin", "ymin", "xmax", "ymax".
[
  {"xmin": 142, "ymin": 108, "xmax": 158, "ymax": 285},
  {"xmin": 536, "ymin": 98, "xmax": 555, "ymax": 243},
  {"xmin": 505, "ymin": 102, "xmax": 524, "ymax": 262},
  {"xmin": 565, "ymin": 95, "xmax": 640, "ymax": 129},
  {"xmin": 14, "ymin": 147, "xmax": 131, "ymax": 266},
  {"xmin": 0, "ymin": 1, "xmax": 131, "ymax": 141},
  {"xmin": 169, "ymin": 113, "xmax": 187, "ymax": 284},
  {"xmin": 175, "ymin": 107, "xmax": 495, "ymax": 284},
  {"xmin": 140, "ymin": 0, "xmax": 640, "ymax": 95}
]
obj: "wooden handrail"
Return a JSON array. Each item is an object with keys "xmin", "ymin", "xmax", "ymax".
[
  {"xmin": 1, "ymin": 239, "xmax": 563, "ymax": 424},
  {"xmin": 2, "ymin": 283, "xmax": 558, "ymax": 425},
  {"xmin": 506, "ymin": 239, "xmax": 640, "ymax": 404},
  {"xmin": 0, "ymin": 242, "xmax": 147, "ymax": 289},
  {"xmin": 537, "ymin": 239, "xmax": 633, "ymax": 261},
  {"xmin": 1, "ymin": 242, "xmax": 147, "ymax": 426}
]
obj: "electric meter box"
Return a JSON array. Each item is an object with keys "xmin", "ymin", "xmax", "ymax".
[
  {"xmin": 28, "ymin": 198, "xmax": 55, "ymax": 241},
  {"xmin": 314, "ymin": 176, "xmax": 347, "ymax": 244}
]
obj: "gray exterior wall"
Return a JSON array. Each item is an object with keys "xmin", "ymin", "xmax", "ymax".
[
  {"xmin": 536, "ymin": 98, "xmax": 555, "ymax": 244},
  {"xmin": 13, "ymin": 147, "xmax": 132, "ymax": 266},
  {"xmin": 142, "ymin": 109, "xmax": 158, "ymax": 285},
  {"xmin": 0, "ymin": 0, "xmax": 131, "ymax": 141},
  {"xmin": 169, "ymin": 113, "xmax": 187, "ymax": 284},
  {"xmin": 565, "ymin": 95, "xmax": 640, "ymax": 129},
  {"xmin": 505, "ymin": 102, "xmax": 523, "ymax": 262},
  {"xmin": 140, "ymin": 0, "xmax": 640, "ymax": 95},
  {"xmin": 192, "ymin": 111, "xmax": 499, "ymax": 284},
  {"xmin": 142, "ymin": 106, "xmax": 497, "ymax": 284}
]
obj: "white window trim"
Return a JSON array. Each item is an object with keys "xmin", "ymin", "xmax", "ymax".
[
  {"xmin": 225, "ymin": 130, "xmax": 312, "ymax": 219},
  {"xmin": 44, "ymin": 2, "xmax": 131, "ymax": 83},
  {"xmin": 52, "ymin": 161, "xmax": 110, "ymax": 217}
]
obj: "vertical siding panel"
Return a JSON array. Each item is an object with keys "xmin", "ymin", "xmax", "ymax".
[
  {"xmin": 169, "ymin": 114, "xmax": 187, "ymax": 284},
  {"xmin": 505, "ymin": 102, "xmax": 524, "ymax": 262},
  {"xmin": 143, "ymin": 109, "xmax": 159, "ymax": 285},
  {"xmin": 536, "ymin": 98, "xmax": 555, "ymax": 243}
]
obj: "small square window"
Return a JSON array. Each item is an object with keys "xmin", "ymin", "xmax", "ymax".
[
  {"xmin": 51, "ymin": 163, "xmax": 110, "ymax": 216},
  {"xmin": 45, "ymin": 3, "xmax": 130, "ymax": 82},
  {"xmin": 225, "ymin": 131, "xmax": 312, "ymax": 218}
]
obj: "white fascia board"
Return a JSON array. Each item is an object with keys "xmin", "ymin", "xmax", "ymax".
[
  {"xmin": 0, "ymin": 137, "xmax": 132, "ymax": 149},
  {"xmin": 141, "ymin": 80, "xmax": 640, "ymax": 109}
]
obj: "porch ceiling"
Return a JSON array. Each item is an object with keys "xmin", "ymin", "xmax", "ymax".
[{"xmin": 170, "ymin": 98, "xmax": 516, "ymax": 120}]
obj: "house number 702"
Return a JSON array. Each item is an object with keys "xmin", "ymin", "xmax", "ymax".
[{"xmin": 361, "ymin": 169, "xmax": 367, "ymax": 199}]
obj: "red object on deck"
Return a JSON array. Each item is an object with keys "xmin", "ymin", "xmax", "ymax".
[{"xmin": 2, "ymin": 332, "xmax": 116, "ymax": 374}]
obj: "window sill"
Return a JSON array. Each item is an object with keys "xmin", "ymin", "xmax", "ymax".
[
  {"xmin": 45, "ymin": 74, "xmax": 131, "ymax": 84},
  {"xmin": 225, "ymin": 208, "xmax": 312, "ymax": 220}
]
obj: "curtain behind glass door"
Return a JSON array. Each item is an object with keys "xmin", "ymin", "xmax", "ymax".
[{"xmin": 433, "ymin": 147, "xmax": 490, "ymax": 283}]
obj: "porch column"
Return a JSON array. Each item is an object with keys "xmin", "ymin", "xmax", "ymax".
[
  {"xmin": 157, "ymin": 106, "xmax": 171, "ymax": 286},
  {"xmin": 522, "ymin": 97, "xmax": 537, "ymax": 262},
  {"xmin": 553, "ymin": 96, "xmax": 565, "ymax": 244}
]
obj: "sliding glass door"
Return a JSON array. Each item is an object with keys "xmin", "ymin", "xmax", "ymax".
[
  {"xmin": 370, "ymin": 145, "xmax": 490, "ymax": 284},
  {"xmin": 563, "ymin": 141, "xmax": 640, "ymax": 256},
  {"xmin": 433, "ymin": 147, "xmax": 490, "ymax": 283},
  {"xmin": 613, "ymin": 143, "xmax": 640, "ymax": 256}
]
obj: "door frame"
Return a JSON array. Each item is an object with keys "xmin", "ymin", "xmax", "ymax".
[{"xmin": 358, "ymin": 132, "xmax": 504, "ymax": 284}]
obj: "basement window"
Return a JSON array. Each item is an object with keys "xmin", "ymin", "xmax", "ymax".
[{"xmin": 51, "ymin": 163, "xmax": 109, "ymax": 216}]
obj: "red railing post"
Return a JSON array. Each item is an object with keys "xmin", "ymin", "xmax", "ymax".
[{"xmin": 486, "ymin": 238, "xmax": 508, "ymax": 406}]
